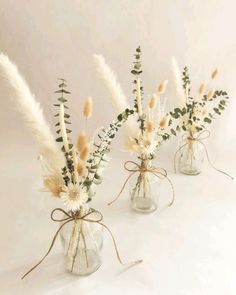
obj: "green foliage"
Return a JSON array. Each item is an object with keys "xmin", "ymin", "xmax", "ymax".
[
  {"xmin": 54, "ymin": 78, "xmax": 72, "ymax": 151},
  {"xmin": 182, "ymin": 67, "xmax": 191, "ymax": 95},
  {"xmin": 170, "ymin": 67, "xmax": 229, "ymax": 136},
  {"xmin": 131, "ymin": 46, "xmax": 145, "ymax": 133},
  {"xmin": 54, "ymin": 79, "xmax": 74, "ymax": 185},
  {"xmin": 83, "ymin": 108, "xmax": 134, "ymax": 191},
  {"xmin": 204, "ymin": 117, "xmax": 212, "ymax": 124}
]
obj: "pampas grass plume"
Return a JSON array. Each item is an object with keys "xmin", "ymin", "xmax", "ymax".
[
  {"xmin": 0, "ymin": 53, "xmax": 65, "ymax": 173},
  {"xmin": 93, "ymin": 54, "xmax": 138, "ymax": 137},
  {"xmin": 171, "ymin": 57, "xmax": 186, "ymax": 107},
  {"xmin": 83, "ymin": 96, "xmax": 93, "ymax": 118}
]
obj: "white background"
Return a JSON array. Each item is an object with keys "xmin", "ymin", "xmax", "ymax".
[{"xmin": 0, "ymin": 1, "xmax": 236, "ymax": 294}]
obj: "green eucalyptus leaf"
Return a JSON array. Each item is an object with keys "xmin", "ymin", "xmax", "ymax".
[{"xmin": 204, "ymin": 117, "xmax": 212, "ymax": 124}]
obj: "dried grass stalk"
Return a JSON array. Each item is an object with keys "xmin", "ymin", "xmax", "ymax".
[
  {"xmin": 148, "ymin": 94, "xmax": 158, "ymax": 109},
  {"xmin": 158, "ymin": 80, "xmax": 168, "ymax": 94},
  {"xmin": 80, "ymin": 144, "xmax": 90, "ymax": 161},
  {"xmin": 211, "ymin": 68, "xmax": 218, "ymax": 80},
  {"xmin": 77, "ymin": 131, "xmax": 88, "ymax": 152},
  {"xmin": 83, "ymin": 96, "xmax": 93, "ymax": 118},
  {"xmin": 77, "ymin": 160, "xmax": 87, "ymax": 176}
]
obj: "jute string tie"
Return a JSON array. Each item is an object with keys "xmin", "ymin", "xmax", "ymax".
[
  {"xmin": 108, "ymin": 160, "xmax": 175, "ymax": 207},
  {"xmin": 174, "ymin": 130, "xmax": 233, "ymax": 179},
  {"xmin": 21, "ymin": 208, "xmax": 142, "ymax": 279}
]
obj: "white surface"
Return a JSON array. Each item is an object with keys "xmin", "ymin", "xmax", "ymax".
[
  {"xmin": 0, "ymin": 0, "xmax": 236, "ymax": 294},
  {"xmin": 0, "ymin": 149, "xmax": 236, "ymax": 295}
]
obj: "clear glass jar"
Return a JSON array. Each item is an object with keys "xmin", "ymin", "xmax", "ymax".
[
  {"xmin": 60, "ymin": 207, "xmax": 103, "ymax": 276},
  {"xmin": 178, "ymin": 132, "xmax": 205, "ymax": 175},
  {"xmin": 129, "ymin": 159, "xmax": 160, "ymax": 213}
]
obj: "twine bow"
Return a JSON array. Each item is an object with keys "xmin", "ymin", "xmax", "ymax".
[
  {"xmin": 108, "ymin": 161, "xmax": 175, "ymax": 207},
  {"xmin": 174, "ymin": 130, "xmax": 233, "ymax": 179},
  {"xmin": 21, "ymin": 208, "xmax": 142, "ymax": 280}
]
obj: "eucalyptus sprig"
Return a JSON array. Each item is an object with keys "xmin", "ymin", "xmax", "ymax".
[
  {"xmin": 84, "ymin": 108, "xmax": 134, "ymax": 198},
  {"xmin": 54, "ymin": 79, "xmax": 75, "ymax": 185},
  {"xmin": 131, "ymin": 46, "xmax": 146, "ymax": 134},
  {"xmin": 51, "ymin": 79, "xmax": 135, "ymax": 208},
  {"xmin": 126, "ymin": 47, "xmax": 179, "ymax": 160},
  {"xmin": 170, "ymin": 67, "xmax": 229, "ymax": 134}
]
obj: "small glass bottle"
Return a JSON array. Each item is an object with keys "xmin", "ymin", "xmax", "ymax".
[
  {"xmin": 178, "ymin": 132, "xmax": 205, "ymax": 175},
  {"xmin": 60, "ymin": 207, "xmax": 103, "ymax": 275},
  {"xmin": 129, "ymin": 159, "xmax": 160, "ymax": 213}
]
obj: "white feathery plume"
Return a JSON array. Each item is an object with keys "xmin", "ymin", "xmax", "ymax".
[
  {"xmin": 0, "ymin": 53, "xmax": 65, "ymax": 174},
  {"xmin": 94, "ymin": 54, "xmax": 128, "ymax": 112},
  {"xmin": 93, "ymin": 54, "xmax": 138, "ymax": 137},
  {"xmin": 154, "ymin": 95, "xmax": 161, "ymax": 125},
  {"xmin": 171, "ymin": 57, "xmax": 186, "ymax": 107}
]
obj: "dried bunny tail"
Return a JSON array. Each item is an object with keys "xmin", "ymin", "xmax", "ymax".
[
  {"xmin": 149, "ymin": 94, "xmax": 158, "ymax": 109},
  {"xmin": 77, "ymin": 131, "xmax": 88, "ymax": 152},
  {"xmin": 83, "ymin": 96, "xmax": 93, "ymax": 118},
  {"xmin": 171, "ymin": 57, "xmax": 186, "ymax": 107},
  {"xmin": 77, "ymin": 160, "xmax": 87, "ymax": 176},
  {"xmin": 146, "ymin": 120, "xmax": 154, "ymax": 133},
  {"xmin": 80, "ymin": 144, "xmax": 90, "ymax": 161},
  {"xmin": 211, "ymin": 68, "xmax": 218, "ymax": 80},
  {"xmin": 158, "ymin": 80, "xmax": 168, "ymax": 94},
  {"xmin": 93, "ymin": 54, "xmax": 137, "ymax": 137},
  {"xmin": 0, "ymin": 53, "xmax": 65, "ymax": 173},
  {"xmin": 207, "ymin": 90, "xmax": 215, "ymax": 100},
  {"xmin": 198, "ymin": 82, "xmax": 206, "ymax": 95}
]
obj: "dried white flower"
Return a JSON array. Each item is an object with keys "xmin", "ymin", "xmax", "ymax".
[{"xmin": 61, "ymin": 183, "xmax": 88, "ymax": 212}]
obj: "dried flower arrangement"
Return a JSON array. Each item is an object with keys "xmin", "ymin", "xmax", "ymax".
[
  {"xmin": 170, "ymin": 65, "xmax": 229, "ymax": 135},
  {"xmin": 48, "ymin": 79, "xmax": 133, "ymax": 209},
  {"xmin": 171, "ymin": 61, "xmax": 233, "ymax": 177},
  {"xmin": 94, "ymin": 47, "xmax": 177, "ymax": 213},
  {"xmin": 0, "ymin": 53, "xmax": 140, "ymax": 278}
]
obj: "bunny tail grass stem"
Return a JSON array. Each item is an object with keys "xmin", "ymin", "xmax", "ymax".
[{"xmin": 59, "ymin": 103, "xmax": 69, "ymax": 152}]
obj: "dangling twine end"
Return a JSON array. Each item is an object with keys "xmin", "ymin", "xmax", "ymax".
[
  {"xmin": 168, "ymin": 200, "xmax": 174, "ymax": 207},
  {"xmin": 123, "ymin": 259, "xmax": 143, "ymax": 268},
  {"xmin": 227, "ymin": 175, "xmax": 234, "ymax": 180},
  {"xmin": 107, "ymin": 200, "xmax": 114, "ymax": 206}
]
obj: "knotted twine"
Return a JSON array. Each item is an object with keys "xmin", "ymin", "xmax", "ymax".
[
  {"xmin": 174, "ymin": 130, "xmax": 233, "ymax": 179},
  {"xmin": 108, "ymin": 160, "xmax": 175, "ymax": 207},
  {"xmin": 21, "ymin": 208, "xmax": 142, "ymax": 279}
]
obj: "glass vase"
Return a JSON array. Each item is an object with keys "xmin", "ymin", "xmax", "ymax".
[
  {"xmin": 60, "ymin": 207, "xmax": 103, "ymax": 276},
  {"xmin": 129, "ymin": 159, "xmax": 160, "ymax": 213},
  {"xmin": 178, "ymin": 132, "xmax": 205, "ymax": 175}
]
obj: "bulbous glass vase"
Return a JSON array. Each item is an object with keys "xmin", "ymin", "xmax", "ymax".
[
  {"xmin": 60, "ymin": 207, "xmax": 103, "ymax": 276},
  {"xmin": 178, "ymin": 132, "xmax": 205, "ymax": 175},
  {"xmin": 129, "ymin": 159, "xmax": 160, "ymax": 213}
]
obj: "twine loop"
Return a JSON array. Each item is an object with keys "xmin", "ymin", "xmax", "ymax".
[
  {"xmin": 108, "ymin": 160, "xmax": 175, "ymax": 207},
  {"xmin": 174, "ymin": 130, "xmax": 233, "ymax": 179},
  {"xmin": 21, "ymin": 208, "xmax": 142, "ymax": 280}
]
